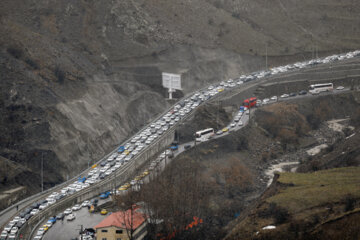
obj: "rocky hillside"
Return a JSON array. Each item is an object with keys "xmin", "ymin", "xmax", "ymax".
[
  {"xmin": 128, "ymin": 88, "xmax": 360, "ymax": 239},
  {"xmin": 1, "ymin": 0, "xmax": 360, "ymax": 205}
]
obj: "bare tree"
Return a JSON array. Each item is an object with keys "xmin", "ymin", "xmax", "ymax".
[
  {"xmin": 136, "ymin": 156, "xmax": 209, "ymax": 239},
  {"xmin": 115, "ymin": 190, "xmax": 140, "ymax": 240}
]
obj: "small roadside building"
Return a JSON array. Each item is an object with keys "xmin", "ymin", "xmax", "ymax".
[{"xmin": 94, "ymin": 208, "xmax": 147, "ymax": 240}]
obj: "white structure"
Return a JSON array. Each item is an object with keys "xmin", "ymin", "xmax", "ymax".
[
  {"xmin": 309, "ymin": 83, "xmax": 333, "ymax": 94},
  {"xmin": 195, "ymin": 128, "xmax": 214, "ymax": 142},
  {"xmin": 162, "ymin": 72, "xmax": 182, "ymax": 99}
]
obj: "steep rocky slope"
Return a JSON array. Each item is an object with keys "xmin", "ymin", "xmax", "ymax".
[{"xmin": 1, "ymin": 0, "xmax": 360, "ymax": 205}]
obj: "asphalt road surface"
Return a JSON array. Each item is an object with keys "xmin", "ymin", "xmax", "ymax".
[{"xmin": 42, "ymin": 199, "xmax": 109, "ymax": 240}]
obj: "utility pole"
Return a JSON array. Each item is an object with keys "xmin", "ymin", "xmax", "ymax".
[
  {"xmin": 311, "ymin": 44, "xmax": 314, "ymax": 59},
  {"xmin": 265, "ymin": 43, "xmax": 268, "ymax": 70},
  {"xmin": 216, "ymin": 99, "xmax": 219, "ymax": 130},
  {"xmin": 114, "ymin": 167, "xmax": 117, "ymax": 196},
  {"xmin": 77, "ymin": 225, "xmax": 83, "ymax": 240},
  {"xmin": 41, "ymin": 152, "xmax": 44, "ymax": 192}
]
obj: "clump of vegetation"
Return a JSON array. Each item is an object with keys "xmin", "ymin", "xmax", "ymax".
[
  {"xmin": 54, "ymin": 65, "xmax": 65, "ymax": 84},
  {"xmin": 231, "ymin": 12, "xmax": 241, "ymax": 19},
  {"xmin": 350, "ymin": 109, "xmax": 360, "ymax": 127},
  {"xmin": 344, "ymin": 194, "xmax": 357, "ymax": 212},
  {"xmin": 7, "ymin": 46, "xmax": 23, "ymax": 59},
  {"xmin": 25, "ymin": 58, "xmax": 39, "ymax": 70},
  {"xmin": 258, "ymin": 202, "xmax": 291, "ymax": 224},
  {"xmin": 257, "ymin": 103, "xmax": 310, "ymax": 144}
]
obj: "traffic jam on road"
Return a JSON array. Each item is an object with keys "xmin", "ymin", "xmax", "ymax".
[{"xmin": 1, "ymin": 50, "xmax": 359, "ymax": 240}]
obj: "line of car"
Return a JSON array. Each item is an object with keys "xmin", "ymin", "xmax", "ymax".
[
  {"xmin": 258, "ymin": 85, "xmax": 345, "ymax": 106},
  {"xmin": 3, "ymin": 50, "xmax": 360, "ymax": 240}
]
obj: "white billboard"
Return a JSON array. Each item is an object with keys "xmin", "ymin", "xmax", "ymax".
[{"xmin": 162, "ymin": 72, "xmax": 182, "ymax": 90}]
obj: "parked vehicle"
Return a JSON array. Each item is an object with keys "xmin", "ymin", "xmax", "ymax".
[
  {"xmin": 100, "ymin": 191, "xmax": 110, "ymax": 199},
  {"xmin": 72, "ymin": 204, "xmax": 81, "ymax": 211},
  {"xmin": 64, "ymin": 208, "xmax": 72, "ymax": 215},
  {"xmin": 67, "ymin": 214, "xmax": 76, "ymax": 221},
  {"xmin": 48, "ymin": 217, "xmax": 57, "ymax": 223},
  {"xmin": 195, "ymin": 128, "xmax": 214, "ymax": 142},
  {"xmin": 56, "ymin": 213, "xmax": 65, "ymax": 220},
  {"xmin": 170, "ymin": 141, "xmax": 178, "ymax": 151}
]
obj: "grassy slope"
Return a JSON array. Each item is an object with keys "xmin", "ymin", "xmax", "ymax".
[
  {"xmin": 225, "ymin": 167, "xmax": 360, "ymax": 240},
  {"xmin": 269, "ymin": 167, "xmax": 360, "ymax": 213}
]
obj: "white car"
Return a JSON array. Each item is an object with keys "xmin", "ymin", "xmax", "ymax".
[
  {"xmin": 280, "ymin": 94, "xmax": 289, "ymax": 98},
  {"xmin": 230, "ymin": 123, "xmax": 236, "ymax": 128},
  {"xmin": 33, "ymin": 235, "xmax": 43, "ymax": 240},
  {"xmin": 10, "ymin": 227, "xmax": 18, "ymax": 235},
  {"xmin": 12, "ymin": 216, "xmax": 21, "ymax": 223},
  {"xmin": 48, "ymin": 198, "xmax": 56, "ymax": 205},
  {"xmin": 72, "ymin": 204, "xmax": 81, "ymax": 211},
  {"xmin": 82, "ymin": 200, "xmax": 90, "ymax": 208},
  {"xmin": 60, "ymin": 188, "xmax": 69, "ymax": 195},
  {"xmin": 67, "ymin": 213, "xmax": 76, "ymax": 221},
  {"xmin": 36, "ymin": 228, "xmax": 45, "ymax": 236},
  {"xmin": 237, "ymin": 80, "xmax": 243, "ymax": 85},
  {"xmin": 270, "ymin": 96, "xmax": 278, "ymax": 101},
  {"xmin": 64, "ymin": 208, "xmax": 72, "ymax": 215},
  {"xmin": 238, "ymin": 121, "xmax": 243, "ymax": 126},
  {"xmin": 30, "ymin": 209, "xmax": 39, "ymax": 216},
  {"xmin": 45, "ymin": 222, "xmax": 52, "ymax": 228},
  {"xmin": 8, "ymin": 233, "xmax": 16, "ymax": 239},
  {"xmin": 262, "ymin": 98, "xmax": 270, "ymax": 104},
  {"xmin": 1, "ymin": 231, "xmax": 8, "ymax": 239},
  {"xmin": 39, "ymin": 203, "xmax": 48, "ymax": 210},
  {"xmin": 336, "ymin": 86, "xmax": 345, "ymax": 90}
]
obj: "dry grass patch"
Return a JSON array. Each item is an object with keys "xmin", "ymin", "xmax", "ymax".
[{"xmin": 267, "ymin": 167, "xmax": 360, "ymax": 213}]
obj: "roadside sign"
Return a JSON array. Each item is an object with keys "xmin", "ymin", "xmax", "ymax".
[
  {"xmin": 162, "ymin": 72, "xmax": 181, "ymax": 99},
  {"xmin": 162, "ymin": 72, "xmax": 181, "ymax": 90}
]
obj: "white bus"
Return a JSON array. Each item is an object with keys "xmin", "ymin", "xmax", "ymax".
[
  {"xmin": 195, "ymin": 128, "xmax": 214, "ymax": 142},
  {"xmin": 309, "ymin": 83, "xmax": 333, "ymax": 94}
]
